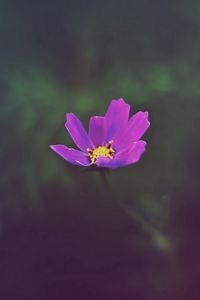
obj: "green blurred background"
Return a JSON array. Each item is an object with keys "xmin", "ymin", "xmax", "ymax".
[{"xmin": 1, "ymin": 0, "xmax": 200, "ymax": 299}]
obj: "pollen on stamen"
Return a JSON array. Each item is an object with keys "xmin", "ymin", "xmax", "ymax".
[{"xmin": 87, "ymin": 142, "xmax": 115, "ymax": 164}]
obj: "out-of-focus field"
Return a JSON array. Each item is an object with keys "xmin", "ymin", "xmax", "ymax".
[{"xmin": 1, "ymin": 1, "xmax": 200, "ymax": 299}]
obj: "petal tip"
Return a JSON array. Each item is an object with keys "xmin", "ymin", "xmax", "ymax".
[
  {"xmin": 116, "ymin": 97, "xmax": 125, "ymax": 102},
  {"xmin": 49, "ymin": 144, "xmax": 64, "ymax": 153},
  {"xmin": 144, "ymin": 111, "xmax": 150, "ymax": 120},
  {"xmin": 49, "ymin": 145, "xmax": 56, "ymax": 151},
  {"xmin": 112, "ymin": 98, "xmax": 127, "ymax": 104},
  {"xmin": 66, "ymin": 112, "xmax": 73, "ymax": 121},
  {"xmin": 137, "ymin": 111, "xmax": 150, "ymax": 127}
]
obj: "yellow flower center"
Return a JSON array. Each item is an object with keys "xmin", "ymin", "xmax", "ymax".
[{"xmin": 87, "ymin": 141, "xmax": 115, "ymax": 164}]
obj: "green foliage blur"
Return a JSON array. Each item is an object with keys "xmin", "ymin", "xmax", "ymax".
[{"xmin": 1, "ymin": 0, "xmax": 199, "ymax": 199}]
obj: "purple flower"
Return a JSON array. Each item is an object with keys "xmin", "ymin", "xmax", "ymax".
[{"xmin": 50, "ymin": 98, "xmax": 150, "ymax": 168}]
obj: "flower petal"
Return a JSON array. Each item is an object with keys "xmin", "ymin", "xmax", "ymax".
[
  {"xmin": 50, "ymin": 145, "xmax": 91, "ymax": 166},
  {"xmin": 88, "ymin": 116, "xmax": 107, "ymax": 147},
  {"xmin": 96, "ymin": 141, "xmax": 146, "ymax": 168},
  {"xmin": 114, "ymin": 112, "xmax": 150, "ymax": 152},
  {"xmin": 65, "ymin": 113, "xmax": 94, "ymax": 151},
  {"xmin": 104, "ymin": 98, "xmax": 130, "ymax": 143}
]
